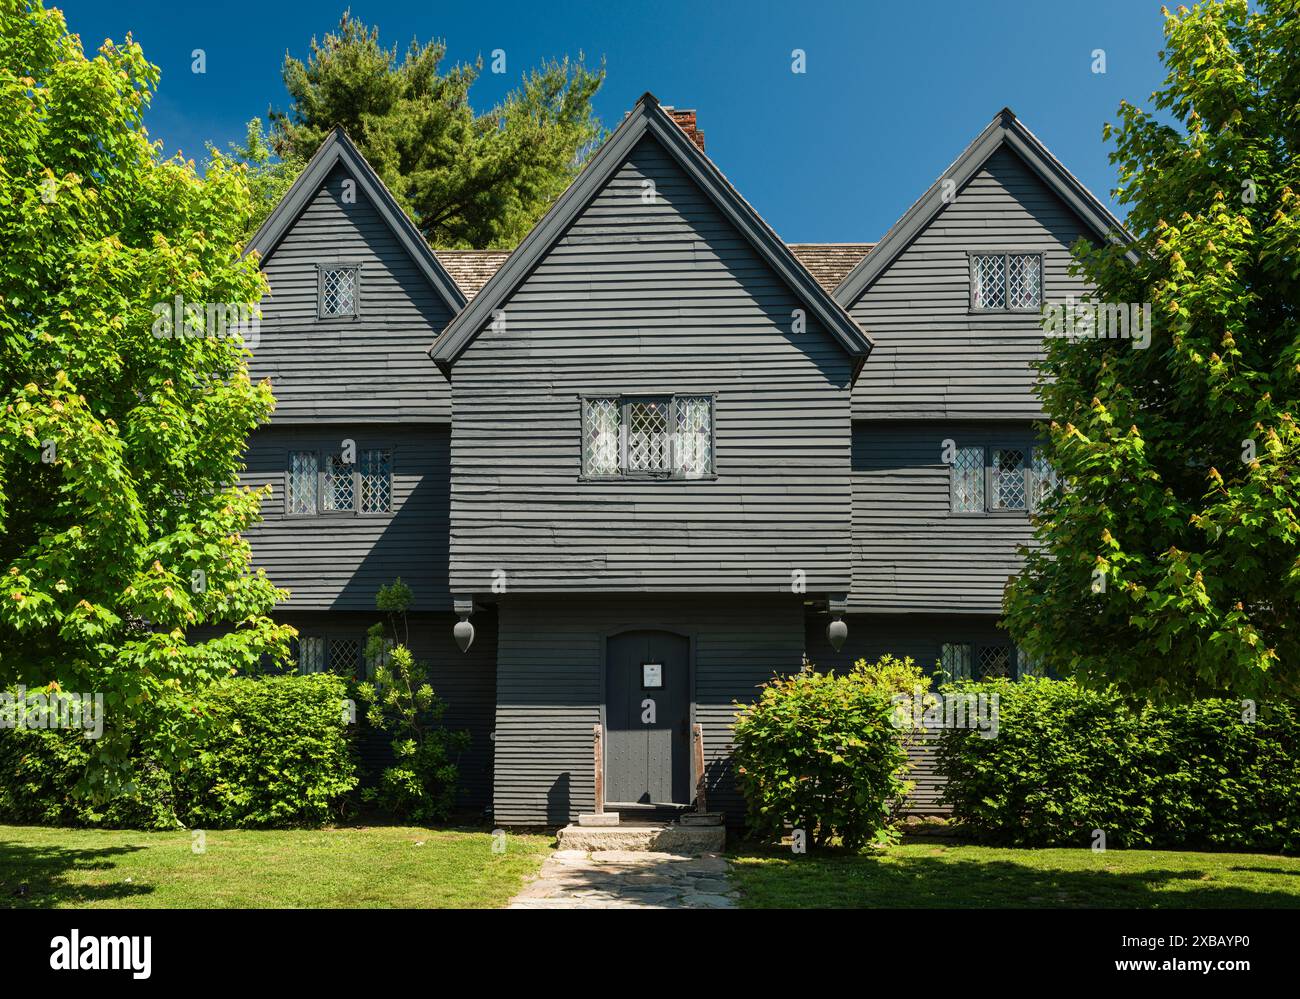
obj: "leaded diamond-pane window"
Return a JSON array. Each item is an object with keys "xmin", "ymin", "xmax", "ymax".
[
  {"xmin": 992, "ymin": 448, "xmax": 1026, "ymax": 510},
  {"xmin": 360, "ymin": 449, "xmax": 392, "ymax": 513},
  {"xmin": 1030, "ymin": 448, "xmax": 1059, "ymax": 512},
  {"xmin": 675, "ymin": 396, "xmax": 713, "ymax": 477},
  {"xmin": 297, "ymin": 636, "xmax": 326, "ymax": 675},
  {"xmin": 321, "ymin": 267, "xmax": 357, "ymax": 317},
  {"xmin": 951, "ymin": 446, "xmax": 985, "ymax": 513},
  {"xmin": 972, "ymin": 254, "xmax": 1006, "ymax": 309},
  {"xmin": 323, "ymin": 454, "xmax": 355, "ymax": 511},
  {"xmin": 973, "ymin": 253, "xmax": 1042, "ymax": 311},
  {"xmin": 626, "ymin": 399, "xmax": 671, "ymax": 473},
  {"xmin": 977, "ymin": 646, "xmax": 1013, "ymax": 679},
  {"xmin": 328, "ymin": 637, "xmax": 361, "ymax": 676},
  {"xmin": 1017, "ymin": 649, "xmax": 1044, "ymax": 678},
  {"xmin": 583, "ymin": 395, "xmax": 715, "ymax": 479},
  {"xmin": 941, "ymin": 643, "xmax": 972, "ymax": 680},
  {"xmin": 583, "ymin": 398, "xmax": 621, "ymax": 477},
  {"xmin": 288, "ymin": 451, "xmax": 318, "ymax": 515},
  {"xmin": 1008, "ymin": 254, "xmax": 1042, "ymax": 309}
]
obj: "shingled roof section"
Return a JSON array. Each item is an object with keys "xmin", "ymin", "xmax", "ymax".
[
  {"xmin": 434, "ymin": 243, "xmax": 875, "ymax": 300},
  {"xmin": 786, "ymin": 243, "xmax": 875, "ymax": 293},
  {"xmin": 433, "ymin": 250, "xmax": 515, "ymax": 301}
]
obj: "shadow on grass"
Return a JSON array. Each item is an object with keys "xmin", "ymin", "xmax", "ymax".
[
  {"xmin": 1229, "ymin": 865, "xmax": 1300, "ymax": 878},
  {"xmin": 0, "ymin": 838, "xmax": 153, "ymax": 908},
  {"xmin": 728, "ymin": 843, "xmax": 1300, "ymax": 909}
]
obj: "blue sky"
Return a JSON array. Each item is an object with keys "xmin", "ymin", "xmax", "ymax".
[{"xmin": 58, "ymin": 0, "xmax": 1171, "ymax": 242}]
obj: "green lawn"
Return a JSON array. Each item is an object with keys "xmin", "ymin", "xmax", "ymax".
[
  {"xmin": 729, "ymin": 842, "xmax": 1300, "ymax": 908},
  {"xmin": 0, "ymin": 824, "xmax": 552, "ymax": 908}
]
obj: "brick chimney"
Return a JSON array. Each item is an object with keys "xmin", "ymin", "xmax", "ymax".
[{"xmin": 663, "ymin": 107, "xmax": 705, "ymax": 152}]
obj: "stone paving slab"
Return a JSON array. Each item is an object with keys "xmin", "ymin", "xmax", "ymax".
[{"xmin": 509, "ymin": 849, "xmax": 740, "ymax": 909}]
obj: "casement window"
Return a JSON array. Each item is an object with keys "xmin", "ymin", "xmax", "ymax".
[
  {"xmin": 976, "ymin": 645, "xmax": 1014, "ymax": 679},
  {"xmin": 286, "ymin": 448, "xmax": 393, "ymax": 515},
  {"xmin": 941, "ymin": 642, "xmax": 1031, "ymax": 680},
  {"xmin": 971, "ymin": 252, "xmax": 1043, "ymax": 311},
  {"xmin": 991, "ymin": 448, "xmax": 1027, "ymax": 510},
  {"xmin": 359, "ymin": 449, "xmax": 393, "ymax": 512},
  {"xmin": 1029, "ymin": 449, "xmax": 1060, "ymax": 511},
  {"xmin": 295, "ymin": 636, "xmax": 327, "ymax": 674},
  {"xmin": 581, "ymin": 395, "xmax": 715, "ymax": 479},
  {"xmin": 1017, "ymin": 649, "xmax": 1045, "ymax": 678},
  {"xmin": 323, "ymin": 454, "xmax": 355, "ymax": 511},
  {"xmin": 328, "ymin": 637, "xmax": 362, "ymax": 675},
  {"xmin": 951, "ymin": 446, "xmax": 986, "ymax": 513},
  {"xmin": 950, "ymin": 445, "xmax": 1055, "ymax": 514},
  {"xmin": 318, "ymin": 265, "xmax": 360, "ymax": 318},
  {"xmin": 940, "ymin": 643, "xmax": 973, "ymax": 680},
  {"xmin": 292, "ymin": 635, "xmax": 363, "ymax": 677},
  {"xmin": 287, "ymin": 450, "xmax": 319, "ymax": 515},
  {"xmin": 365, "ymin": 636, "xmax": 395, "ymax": 679}
]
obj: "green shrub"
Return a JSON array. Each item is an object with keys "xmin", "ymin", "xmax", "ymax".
[
  {"xmin": 355, "ymin": 640, "xmax": 468, "ymax": 823},
  {"xmin": 354, "ymin": 579, "xmax": 470, "ymax": 823},
  {"xmin": 0, "ymin": 674, "xmax": 357, "ymax": 829},
  {"xmin": 1151, "ymin": 698, "xmax": 1300, "ymax": 851},
  {"xmin": 0, "ymin": 724, "xmax": 177, "ymax": 828},
  {"xmin": 176, "ymin": 674, "xmax": 358, "ymax": 828},
  {"xmin": 936, "ymin": 678, "xmax": 1300, "ymax": 851},
  {"xmin": 732, "ymin": 657, "xmax": 920, "ymax": 850}
]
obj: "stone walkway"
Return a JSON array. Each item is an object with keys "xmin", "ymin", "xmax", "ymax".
[{"xmin": 509, "ymin": 849, "xmax": 739, "ymax": 909}]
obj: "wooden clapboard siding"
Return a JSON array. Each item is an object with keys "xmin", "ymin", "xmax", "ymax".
[
  {"xmin": 269, "ymin": 610, "xmax": 496, "ymax": 810},
  {"xmin": 491, "ymin": 595, "xmax": 804, "ymax": 826},
  {"xmin": 847, "ymin": 146, "xmax": 1096, "ymax": 421},
  {"xmin": 240, "ymin": 425, "xmax": 451, "ymax": 611},
  {"xmin": 253, "ymin": 163, "xmax": 454, "ymax": 423},
  {"xmin": 849, "ymin": 422, "xmax": 1039, "ymax": 613},
  {"xmin": 449, "ymin": 134, "xmax": 854, "ymax": 595}
]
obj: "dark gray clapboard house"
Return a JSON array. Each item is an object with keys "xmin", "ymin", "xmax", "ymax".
[{"xmin": 242, "ymin": 94, "xmax": 1129, "ymax": 824}]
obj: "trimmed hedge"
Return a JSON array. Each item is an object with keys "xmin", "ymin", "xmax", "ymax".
[
  {"xmin": 936, "ymin": 678, "xmax": 1300, "ymax": 852},
  {"xmin": 0, "ymin": 674, "xmax": 358, "ymax": 829}
]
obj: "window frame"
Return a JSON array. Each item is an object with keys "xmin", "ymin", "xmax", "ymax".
[
  {"xmin": 940, "ymin": 642, "xmax": 973, "ymax": 680},
  {"xmin": 316, "ymin": 262, "xmax": 362, "ymax": 320},
  {"xmin": 292, "ymin": 634, "xmax": 366, "ymax": 679},
  {"xmin": 967, "ymin": 251, "xmax": 1045, "ymax": 314},
  {"xmin": 949, "ymin": 443, "xmax": 1052, "ymax": 517},
  {"xmin": 940, "ymin": 640, "xmax": 1035, "ymax": 681},
  {"xmin": 292, "ymin": 635, "xmax": 328, "ymax": 675},
  {"xmin": 357, "ymin": 447, "xmax": 394, "ymax": 515},
  {"xmin": 283, "ymin": 446, "xmax": 395, "ymax": 518},
  {"xmin": 578, "ymin": 392, "xmax": 718, "ymax": 482},
  {"xmin": 285, "ymin": 449, "xmax": 321, "ymax": 518},
  {"xmin": 1028, "ymin": 448, "xmax": 1060, "ymax": 514}
]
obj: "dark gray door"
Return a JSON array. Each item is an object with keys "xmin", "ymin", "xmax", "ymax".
[{"xmin": 605, "ymin": 630, "xmax": 690, "ymax": 806}]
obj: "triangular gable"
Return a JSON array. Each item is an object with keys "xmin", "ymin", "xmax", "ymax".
[
  {"xmin": 246, "ymin": 128, "xmax": 466, "ymax": 314},
  {"xmin": 833, "ymin": 108, "xmax": 1137, "ymax": 307},
  {"xmin": 429, "ymin": 92, "xmax": 873, "ymax": 378}
]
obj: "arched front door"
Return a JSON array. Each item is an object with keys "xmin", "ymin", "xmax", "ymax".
[{"xmin": 604, "ymin": 630, "xmax": 691, "ymax": 807}]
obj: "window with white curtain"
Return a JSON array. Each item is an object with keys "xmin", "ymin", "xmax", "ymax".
[
  {"xmin": 287, "ymin": 451, "xmax": 318, "ymax": 515},
  {"xmin": 582, "ymin": 395, "xmax": 714, "ymax": 479}
]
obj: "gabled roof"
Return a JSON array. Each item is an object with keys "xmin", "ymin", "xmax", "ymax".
[
  {"xmin": 435, "ymin": 250, "xmax": 514, "ymax": 300},
  {"xmin": 246, "ymin": 128, "xmax": 466, "ymax": 314},
  {"xmin": 832, "ymin": 108, "xmax": 1137, "ymax": 307},
  {"xmin": 787, "ymin": 243, "xmax": 875, "ymax": 292},
  {"xmin": 434, "ymin": 243, "xmax": 877, "ymax": 300},
  {"xmin": 430, "ymin": 92, "xmax": 874, "ymax": 378}
]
